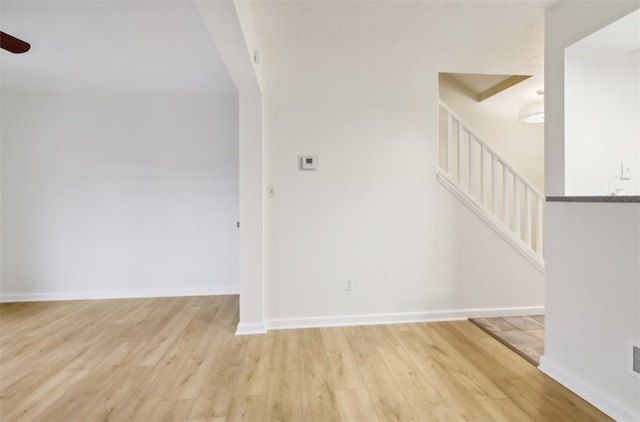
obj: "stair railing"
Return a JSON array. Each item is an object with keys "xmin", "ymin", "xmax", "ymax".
[{"xmin": 438, "ymin": 100, "xmax": 544, "ymax": 269}]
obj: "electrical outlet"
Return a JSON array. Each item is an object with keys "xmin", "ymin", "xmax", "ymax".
[{"xmin": 345, "ymin": 278, "xmax": 354, "ymax": 292}]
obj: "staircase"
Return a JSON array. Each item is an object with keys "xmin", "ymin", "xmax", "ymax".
[{"xmin": 437, "ymin": 101, "xmax": 544, "ymax": 271}]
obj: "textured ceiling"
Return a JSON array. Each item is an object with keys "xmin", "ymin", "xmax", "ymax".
[
  {"xmin": 1, "ymin": 0, "xmax": 562, "ymax": 104},
  {"xmin": 0, "ymin": 1, "xmax": 236, "ymax": 95},
  {"xmin": 250, "ymin": 1, "xmax": 549, "ymax": 107}
]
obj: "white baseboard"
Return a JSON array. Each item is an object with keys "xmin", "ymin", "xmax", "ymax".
[
  {"xmin": 0, "ymin": 285, "xmax": 239, "ymax": 303},
  {"xmin": 539, "ymin": 356, "xmax": 639, "ymax": 422},
  {"xmin": 465, "ymin": 305, "xmax": 544, "ymax": 318},
  {"xmin": 266, "ymin": 305, "xmax": 545, "ymax": 330},
  {"xmin": 235, "ymin": 322, "xmax": 267, "ymax": 335}
]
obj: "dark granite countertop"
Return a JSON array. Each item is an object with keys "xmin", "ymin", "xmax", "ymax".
[{"xmin": 546, "ymin": 195, "xmax": 640, "ymax": 203}]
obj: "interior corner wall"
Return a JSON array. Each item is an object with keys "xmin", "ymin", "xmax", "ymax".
[
  {"xmin": 255, "ymin": 0, "xmax": 544, "ymax": 327},
  {"xmin": 263, "ymin": 89, "xmax": 543, "ymax": 327},
  {"xmin": 0, "ymin": 92, "xmax": 239, "ymax": 301},
  {"xmin": 439, "ymin": 76, "xmax": 545, "ymax": 192}
]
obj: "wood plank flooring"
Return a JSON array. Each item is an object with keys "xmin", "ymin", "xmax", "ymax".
[{"xmin": 0, "ymin": 296, "xmax": 611, "ymax": 421}]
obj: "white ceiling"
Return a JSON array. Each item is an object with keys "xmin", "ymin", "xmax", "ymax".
[
  {"xmin": 1, "ymin": 0, "xmax": 559, "ymax": 106},
  {"xmin": 250, "ymin": 1, "xmax": 551, "ymax": 108},
  {"xmin": 567, "ymin": 8, "xmax": 640, "ymax": 56},
  {"xmin": 0, "ymin": 1, "xmax": 236, "ymax": 95}
]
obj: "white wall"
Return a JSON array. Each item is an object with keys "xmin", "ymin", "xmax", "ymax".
[
  {"xmin": 263, "ymin": 94, "xmax": 543, "ymax": 327},
  {"xmin": 542, "ymin": 202, "xmax": 640, "ymax": 420},
  {"xmin": 543, "ymin": 2, "xmax": 640, "ymax": 420},
  {"xmin": 565, "ymin": 52, "xmax": 640, "ymax": 195},
  {"xmin": 253, "ymin": 1, "xmax": 544, "ymax": 328},
  {"xmin": 197, "ymin": 1, "xmax": 265, "ymax": 334},
  {"xmin": 439, "ymin": 75, "xmax": 545, "ymax": 191},
  {"xmin": 1, "ymin": 92, "xmax": 239, "ymax": 300},
  {"xmin": 545, "ymin": 1, "xmax": 640, "ymax": 196}
]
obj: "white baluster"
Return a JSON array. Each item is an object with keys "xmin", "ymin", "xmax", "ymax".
[
  {"xmin": 469, "ymin": 136, "xmax": 475, "ymax": 198},
  {"xmin": 514, "ymin": 177, "xmax": 521, "ymax": 239},
  {"xmin": 447, "ymin": 112, "xmax": 453, "ymax": 174},
  {"xmin": 479, "ymin": 144, "xmax": 485, "ymax": 206},
  {"xmin": 502, "ymin": 164, "xmax": 508, "ymax": 225},
  {"xmin": 491, "ymin": 155, "xmax": 498, "ymax": 212},
  {"xmin": 457, "ymin": 122, "xmax": 462, "ymax": 184},
  {"xmin": 536, "ymin": 194, "xmax": 544, "ymax": 256},
  {"xmin": 525, "ymin": 187, "xmax": 532, "ymax": 246}
]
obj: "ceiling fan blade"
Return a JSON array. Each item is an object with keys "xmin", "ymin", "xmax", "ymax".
[{"xmin": 1, "ymin": 31, "xmax": 31, "ymax": 54}]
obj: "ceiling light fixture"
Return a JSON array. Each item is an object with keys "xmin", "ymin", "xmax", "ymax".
[{"xmin": 519, "ymin": 89, "xmax": 544, "ymax": 124}]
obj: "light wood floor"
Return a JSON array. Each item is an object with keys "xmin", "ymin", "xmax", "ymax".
[{"xmin": 0, "ymin": 295, "xmax": 610, "ymax": 421}]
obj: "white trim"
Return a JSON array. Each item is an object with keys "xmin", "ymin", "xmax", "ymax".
[
  {"xmin": 0, "ymin": 286, "xmax": 239, "ymax": 303},
  {"xmin": 439, "ymin": 101, "xmax": 545, "ymax": 199},
  {"xmin": 539, "ymin": 356, "xmax": 640, "ymax": 422},
  {"xmin": 266, "ymin": 306, "xmax": 544, "ymax": 330},
  {"xmin": 437, "ymin": 171, "xmax": 545, "ymax": 273},
  {"xmin": 465, "ymin": 306, "xmax": 544, "ymax": 318},
  {"xmin": 235, "ymin": 322, "xmax": 267, "ymax": 335}
]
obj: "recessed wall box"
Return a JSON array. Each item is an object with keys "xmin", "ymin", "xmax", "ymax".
[{"xmin": 299, "ymin": 156, "xmax": 318, "ymax": 171}]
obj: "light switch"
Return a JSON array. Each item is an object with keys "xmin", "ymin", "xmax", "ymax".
[
  {"xmin": 267, "ymin": 185, "xmax": 276, "ymax": 198},
  {"xmin": 621, "ymin": 161, "xmax": 631, "ymax": 180}
]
